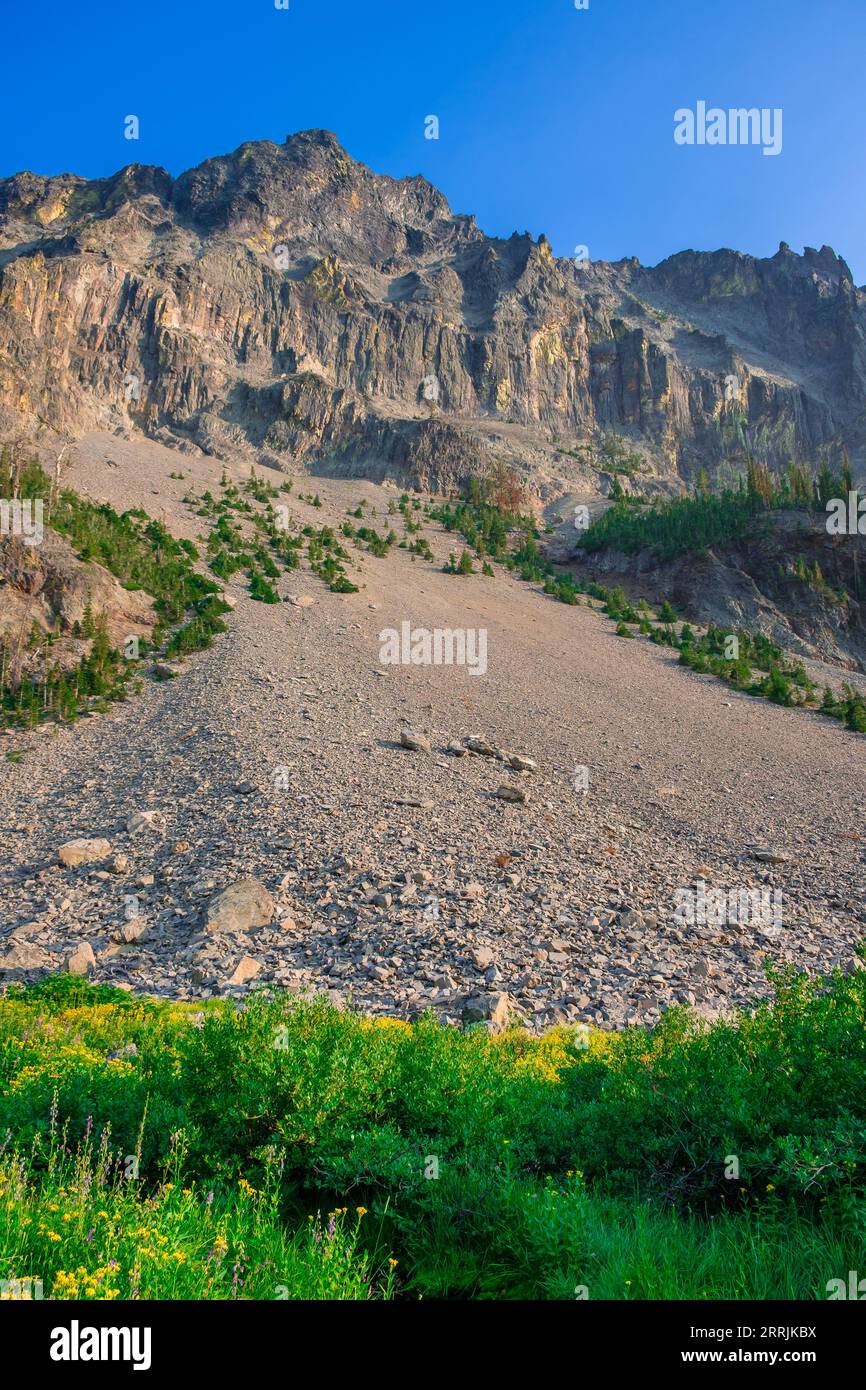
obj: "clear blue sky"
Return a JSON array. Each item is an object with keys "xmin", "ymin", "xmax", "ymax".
[{"xmin": 3, "ymin": 0, "xmax": 865, "ymax": 281}]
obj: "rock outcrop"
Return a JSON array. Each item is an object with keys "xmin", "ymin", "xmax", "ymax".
[{"xmin": 0, "ymin": 529, "xmax": 155, "ymax": 684}]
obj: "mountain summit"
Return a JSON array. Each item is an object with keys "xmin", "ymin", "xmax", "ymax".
[{"xmin": 0, "ymin": 132, "xmax": 863, "ymax": 494}]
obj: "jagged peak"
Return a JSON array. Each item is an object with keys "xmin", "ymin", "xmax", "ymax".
[
  {"xmin": 283, "ymin": 128, "xmax": 346, "ymax": 154},
  {"xmin": 648, "ymin": 242, "xmax": 853, "ymax": 290},
  {"xmin": 1, "ymin": 134, "xmax": 857, "ymax": 297}
]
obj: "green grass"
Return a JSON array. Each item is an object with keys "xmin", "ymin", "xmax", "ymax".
[
  {"xmin": 1, "ymin": 964, "xmax": 865, "ymax": 1300},
  {"xmin": 2, "ymin": 1146, "xmax": 394, "ymax": 1301}
]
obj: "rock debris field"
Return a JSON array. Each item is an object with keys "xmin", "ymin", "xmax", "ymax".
[{"xmin": 1, "ymin": 444, "xmax": 865, "ymax": 1032}]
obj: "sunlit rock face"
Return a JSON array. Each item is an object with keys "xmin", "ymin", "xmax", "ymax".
[{"xmin": 1, "ymin": 132, "xmax": 863, "ymax": 494}]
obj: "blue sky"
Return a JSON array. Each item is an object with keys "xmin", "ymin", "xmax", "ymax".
[{"xmin": 3, "ymin": 0, "xmax": 865, "ymax": 280}]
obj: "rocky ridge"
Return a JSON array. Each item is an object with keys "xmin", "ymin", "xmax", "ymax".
[{"xmin": 1, "ymin": 131, "xmax": 864, "ymax": 497}]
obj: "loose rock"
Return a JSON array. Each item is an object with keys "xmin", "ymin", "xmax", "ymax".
[
  {"xmin": 400, "ymin": 729, "xmax": 432, "ymax": 754},
  {"xmin": 58, "ymin": 838, "xmax": 112, "ymax": 868},
  {"xmin": 495, "ymin": 784, "xmax": 530, "ymax": 804},
  {"xmin": 66, "ymin": 942, "xmax": 96, "ymax": 976}
]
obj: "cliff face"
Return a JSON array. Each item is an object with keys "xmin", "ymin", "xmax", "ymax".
[{"xmin": 1, "ymin": 130, "xmax": 863, "ymax": 494}]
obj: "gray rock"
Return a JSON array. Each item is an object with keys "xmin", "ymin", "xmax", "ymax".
[
  {"xmin": 226, "ymin": 955, "xmax": 263, "ymax": 986},
  {"xmin": 127, "ymin": 810, "xmax": 166, "ymax": 835},
  {"xmin": 462, "ymin": 991, "xmax": 516, "ymax": 1032},
  {"xmin": 471, "ymin": 946, "xmax": 496, "ymax": 969},
  {"xmin": 616, "ymin": 908, "xmax": 642, "ymax": 929},
  {"xmin": 0, "ymin": 942, "xmax": 51, "ymax": 973},
  {"xmin": 750, "ymin": 847, "xmax": 789, "ymax": 865},
  {"xmin": 400, "ymin": 729, "xmax": 432, "ymax": 754},
  {"xmin": 206, "ymin": 878, "xmax": 275, "ymax": 933},
  {"xmin": 66, "ymin": 942, "xmax": 96, "ymax": 976},
  {"xmin": 58, "ymin": 838, "xmax": 112, "ymax": 867},
  {"xmin": 506, "ymin": 754, "xmax": 537, "ymax": 772},
  {"xmin": 495, "ymin": 784, "xmax": 530, "ymax": 804},
  {"xmin": 118, "ymin": 918, "xmax": 151, "ymax": 944},
  {"xmin": 464, "ymin": 737, "xmax": 498, "ymax": 757}
]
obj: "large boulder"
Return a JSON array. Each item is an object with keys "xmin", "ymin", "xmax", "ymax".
[
  {"xmin": 206, "ymin": 878, "xmax": 275, "ymax": 934},
  {"xmin": 462, "ymin": 991, "xmax": 516, "ymax": 1033}
]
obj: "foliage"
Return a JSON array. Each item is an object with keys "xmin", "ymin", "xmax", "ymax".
[
  {"xmin": 0, "ymin": 456, "xmax": 227, "ymax": 729},
  {"xmin": 1, "ymin": 967, "xmax": 865, "ymax": 1300},
  {"xmin": 578, "ymin": 457, "xmax": 858, "ymax": 563}
]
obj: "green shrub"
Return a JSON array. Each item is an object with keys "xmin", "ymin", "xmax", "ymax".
[{"xmin": 2, "ymin": 964, "xmax": 865, "ymax": 1300}]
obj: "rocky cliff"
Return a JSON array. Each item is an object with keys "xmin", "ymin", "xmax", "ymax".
[
  {"xmin": 1, "ymin": 130, "xmax": 863, "ymax": 495},
  {"xmin": 0, "ymin": 528, "xmax": 155, "ymax": 686}
]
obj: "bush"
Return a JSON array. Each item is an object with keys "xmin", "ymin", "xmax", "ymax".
[
  {"xmin": 248, "ymin": 570, "xmax": 280, "ymax": 604},
  {"xmin": 2, "ymin": 966, "xmax": 865, "ymax": 1300}
]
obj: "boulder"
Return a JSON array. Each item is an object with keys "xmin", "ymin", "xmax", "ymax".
[
  {"xmin": 495, "ymin": 784, "xmax": 530, "ymax": 804},
  {"xmin": 226, "ymin": 955, "xmax": 263, "ymax": 986},
  {"xmin": 127, "ymin": 810, "xmax": 166, "ymax": 835},
  {"xmin": 58, "ymin": 838, "xmax": 112, "ymax": 868},
  {"xmin": 206, "ymin": 878, "xmax": 275, "ymax": 933},
  {"xmin": 400, "ymin": 729, "xmax": 431, "ymax": 754},
  {"xmin": 462, "ymin": 991, "xmax": 516, "ymax": 1032},
  {"xmin": 66, "ymin": 942, "xmax": 96, "ymax": 976},
  {"xmin": 0, "ymin": 942, "xmax": 51, "ymax": 973}
]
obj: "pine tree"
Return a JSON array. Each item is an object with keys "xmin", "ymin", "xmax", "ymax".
[
  {"xmin": 814, "ymin": 460, "xmax": 836, "ymax": 508},
  {"xmin": 746, "ymin": 457, "xmax": 773, "ymax": 506}
]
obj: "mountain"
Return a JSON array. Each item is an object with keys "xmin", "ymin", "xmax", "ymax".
[{"xmin": 1, "ymin": 130, "xmax": 864, "ymax": 496}]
